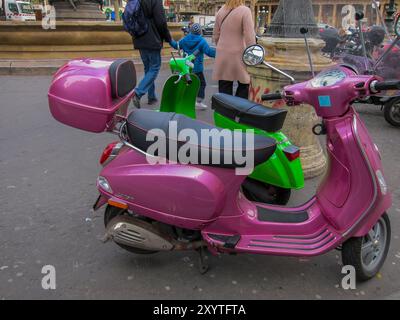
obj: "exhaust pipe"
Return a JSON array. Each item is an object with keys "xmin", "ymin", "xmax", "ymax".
[
  {"xmin": 105, "ymin": 216, "xmax": 174, "ymax": 251},
  {"xmin": 104, "ymin": 215, "xmax": 206, "ymax": 252}
]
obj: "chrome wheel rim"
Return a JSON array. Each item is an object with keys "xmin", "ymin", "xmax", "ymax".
[
  {"xmin": 390, "ymin": 102, "xmax": 400, "ymax": 122},
  {"xmin": 361, "ymin": 218, "xmax": 387, "ymax": 272}
]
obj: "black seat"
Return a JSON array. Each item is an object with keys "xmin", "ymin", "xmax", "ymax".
[
  {"xmin": 212, "ymin": 93, "xmax": 287, "ymax": 132},
  {"xmin": 109, "ymin": 59, "xmax": 137, "ymax": 99},
  {"xmin": 126, "ymin": 110, "xmax": 276, "ymax": 169}
]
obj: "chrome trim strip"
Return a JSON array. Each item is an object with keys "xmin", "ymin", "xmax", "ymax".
[
  {"xmin": 251, "ymin": 232, "xmax": 332, "ymax": 246},
  {"xmin": 118, "ymin": 121, "xmax": 160, "ymax": 159},
  {"xmin": 248, "ymin": 236, "xmax": 336, "ymax": 252},
  {"xmin": 274, "ymin": 229, "xmax": 327, "ymax": 240},
  {"xmin": 342, "ymin": 115, "xmax": 378, "ymax": 238},
  {"xmin": 277, "ymin": 138, "xmax": 289, "ymax": 145}
]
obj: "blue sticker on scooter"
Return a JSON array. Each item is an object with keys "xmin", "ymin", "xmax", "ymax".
[{"xmin": 318, "ymin": 96, "xmax": 332, "ymax": 107}]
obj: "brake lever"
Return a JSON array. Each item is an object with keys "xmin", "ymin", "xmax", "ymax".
[{"xmin": 174, "ymin": 75, "xmax": 183, "ymax": 84}]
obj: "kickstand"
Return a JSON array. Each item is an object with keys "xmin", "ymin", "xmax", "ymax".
[{"xmin": 197, "ymin": 247, "xmax": 210, "ymax": 275}]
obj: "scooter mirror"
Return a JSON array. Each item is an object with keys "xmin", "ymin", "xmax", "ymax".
[
  {"xmin": 243, "ymin": 45, "xmax": 266, "ymax": 66},
  {"xmin": 395, "ymin": 13, "xmax": 400, "ymax": 38},
  {"xmin": 355, "ymin": 11, "xmax": 364, "ymax": 22}
]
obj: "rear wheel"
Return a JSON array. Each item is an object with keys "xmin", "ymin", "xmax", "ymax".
[
  {"xmin": 384, "ymin": 98, "xmax": 400, "ymax": 127},
  {"xmin": 342, "ymin": 213, "xmax": 391, "ymax": 282},
  {"xmin": 104, "ymin": 205, "xmax": 159, "ymax": 255},
  {"xmin": 242, "ymin": 180, "xmax": 291, "ymax": 205}
]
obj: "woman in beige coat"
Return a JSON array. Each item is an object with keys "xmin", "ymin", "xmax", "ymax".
[{"xmin": 212, "ymin": 0, "xmax": 256, "ymax": 99}]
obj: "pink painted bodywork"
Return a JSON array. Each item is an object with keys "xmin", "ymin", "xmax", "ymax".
[
  {"xmin": 48, "ymin": 61, "xmax": 392, "ymax": 258},
  {"xmin": 48, "ymin": 59, "xmax": 132, "ymax": 133}
]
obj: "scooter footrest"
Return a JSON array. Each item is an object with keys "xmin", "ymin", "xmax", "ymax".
[
  {"xmin": 234, "ymin": 229, "xmax": 339, "ymax": 256},
  {"xmin": 257, "ymin": 206, "xmax": 309, "ymax": 223}
]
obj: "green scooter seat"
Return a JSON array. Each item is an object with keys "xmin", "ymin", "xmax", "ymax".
[{"xmin": 212, "ymin": 93, "xmax": 288, "ymax": 132}]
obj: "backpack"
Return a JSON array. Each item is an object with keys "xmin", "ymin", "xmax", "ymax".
[{"xmin": 122, "ymin": 0, "xmax": 149, "ymax": 38}]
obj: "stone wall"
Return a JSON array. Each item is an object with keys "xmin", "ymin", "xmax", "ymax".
[{"xmin": 0, "ymin": 21, "xmax": 184, "ymax": 60}]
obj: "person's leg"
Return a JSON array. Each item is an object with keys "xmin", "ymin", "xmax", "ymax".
[
  {"xmin": 146, "ymin": 50, "xmax": 161, "ymax": 102},
  {"xmin": 218, "ymin": 80, "xmax": 234, "ymax": 95},
  {"xmin": 133, "ymin": 49, "xmax": 150, "ymax": 108},
  {"xmin": 139, "ymin": 53, "xmax": 157, "ymax": 104},
  {"xmin": 235, "ymin": 81, "xmax": 250, "ymax": 99},
  {"xmin": 195, "ymin": 72, "xmax": 206, "ymax": 101},
  {"xmin": 195, "ymin": 72, "xmax": 208, "ymax": 110},
  {"xmin": 134, "ymin": 49, "xmax": 161, "ymax": 107}
]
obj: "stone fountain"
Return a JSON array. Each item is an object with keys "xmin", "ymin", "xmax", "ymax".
[
  {"xmin": 248, "ymin": 0, "xmax": 332, "ymax": 178},
  {"xmin": 0, "ymin": 1, "xmax": 183, "ymax": 61}
]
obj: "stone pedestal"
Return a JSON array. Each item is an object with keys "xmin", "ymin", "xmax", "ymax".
[{"xmin": 248, "ymin": 37, "xmax": 333, "ymax": 179}]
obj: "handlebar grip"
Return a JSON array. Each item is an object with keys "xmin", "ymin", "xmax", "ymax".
[
  {"xmin": 261, "ymin": 93, "xmax": 283, "ymax": 101},
  {"xmin": 185, "ymin": 74, "xmax": 192, "ymax": 85},
  {"xmin": 373, "ymin": 80, "xmax": 400, "ymax": 91}
]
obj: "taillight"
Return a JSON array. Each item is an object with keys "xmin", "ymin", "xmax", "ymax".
[
  {"xmin": 283, "ymin": 145, "xmax": 300, "ymax": 162},
  {"xmin": 100, "ymin": 142, "xmax": 119, "ymax": 165}
]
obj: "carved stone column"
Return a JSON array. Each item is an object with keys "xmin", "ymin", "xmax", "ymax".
[{"xmin": 248, "ymin": 0, "xmax": 331, "ymax": 179}]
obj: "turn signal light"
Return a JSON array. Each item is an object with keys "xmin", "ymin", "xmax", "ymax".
[
  {"xmin": 283, "ymin": 146, "xmax": 300, "ymax": 162},
  {"xmin": 108, "ymin": 199, "xmax": 128, "ymax": 210}
]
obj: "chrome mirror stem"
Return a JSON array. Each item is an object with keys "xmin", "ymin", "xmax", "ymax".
[{"xmin": 262, "ymin": 61, "xmax": 296, "ymax": 84}]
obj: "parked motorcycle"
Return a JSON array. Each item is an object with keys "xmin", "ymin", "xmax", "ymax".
[
  {"xmin": 49, "ymin": 25, "xmax": 396, "ymax": 279},
  {"xmin": 158, "ymin": 49, "xmax": 304, "ymax": 204},
  {"xmin": 337, "ymin": 12, "xmax": 400, "ymax": 127},
  {"xmin": 320, "ymin": 23, "xmax": 385, "ymax": 59}
]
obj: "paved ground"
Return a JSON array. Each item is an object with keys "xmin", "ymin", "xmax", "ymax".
[{"xmin": 0, "ymin": 66, "xmax": 399, "ymax": 300}]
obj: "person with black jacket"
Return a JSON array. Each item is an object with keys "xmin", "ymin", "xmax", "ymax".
[{"xmin": 132, "ymin": 0, "xmax": 172, "ymax": 108}]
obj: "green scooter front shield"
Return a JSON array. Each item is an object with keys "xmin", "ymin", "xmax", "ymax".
[{"xmin": 159, "ymin": 74, "xmax": 200, "ymax": 119}]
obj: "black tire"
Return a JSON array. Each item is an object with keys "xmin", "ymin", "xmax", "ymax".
[
  {"xmin": 242, "ymin": 182, "xmax": 291, "ymax": 205},
  {"xmin": 342, "ymin": 213, "xmax": 391, "ymax": 282},
  {"xmin": 104, "ymin": 205, "xmax": 159, "ymax": 255},
  {"xmin": 384, "ymin": 98, "xmax": 400, "ymax": 127}
]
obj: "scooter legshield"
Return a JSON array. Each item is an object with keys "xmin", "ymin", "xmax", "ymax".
[
  {"xmin": 213, "ymin": 113, "xmax": 304, "ymax": 190},
  {"xmin": 159, "ymin": 74, "xmax": 200, "ymax": 119}
]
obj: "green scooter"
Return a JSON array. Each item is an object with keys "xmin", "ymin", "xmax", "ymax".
[{"xmin": 158, "ymin": 50, "xmax": 304, "ymax": 204}]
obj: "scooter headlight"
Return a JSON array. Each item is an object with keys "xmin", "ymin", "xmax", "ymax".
[
  {"xmin": 375, "ymin": 170, "xmax": 388, "ymax": 195},
  {"xmin": 97, "ymin": 176, "xmax": 112, "ymax": 194}
]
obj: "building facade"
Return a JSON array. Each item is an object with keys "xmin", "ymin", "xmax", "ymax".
[{"xmin": 183, "ymin": 0, "xmax": 399, "ymax": 28}]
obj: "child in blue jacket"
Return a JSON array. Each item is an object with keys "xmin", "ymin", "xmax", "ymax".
[{"xmin": 170, "ymin": 23, "xmax": 216, "ymax": 110}]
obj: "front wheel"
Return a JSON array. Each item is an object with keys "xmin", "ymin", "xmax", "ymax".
[
  {"xmin": 342, "ymin": 213, "xmax": 391, "ymax": 282},
  {"xmin": 384, "ymin": 98, "xmax": 400, "ymax": 127}
]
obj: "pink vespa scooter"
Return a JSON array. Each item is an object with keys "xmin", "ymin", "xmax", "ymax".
[{"xmin": 48, "ymin": 48, "xmax": 395, "ymax": 282}]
